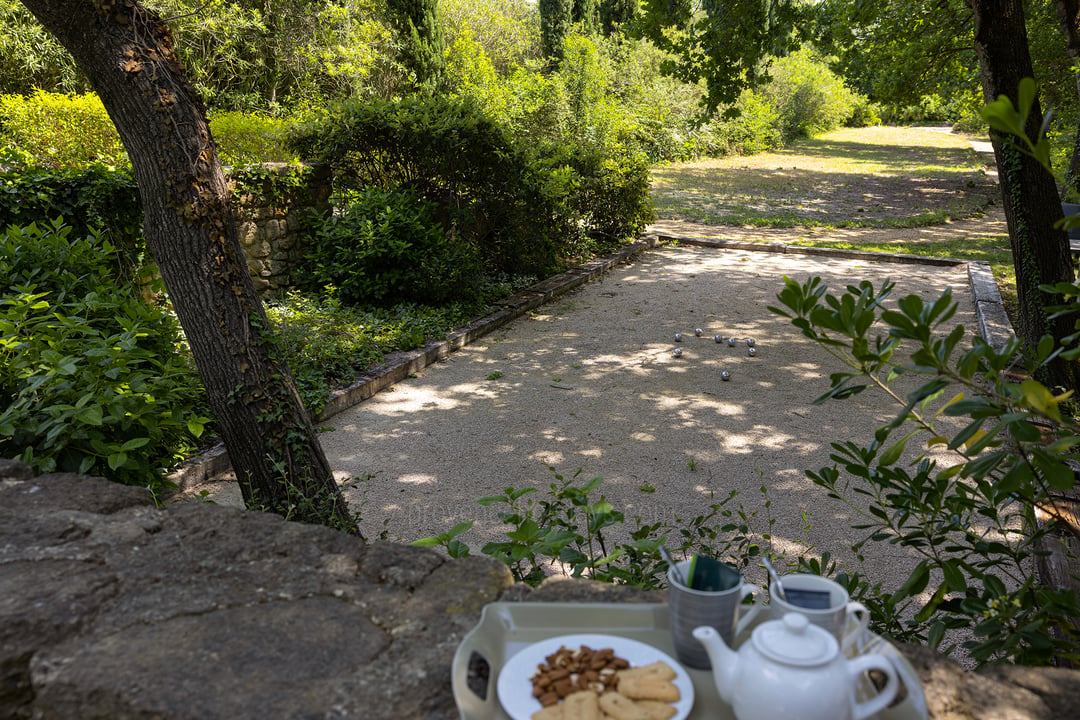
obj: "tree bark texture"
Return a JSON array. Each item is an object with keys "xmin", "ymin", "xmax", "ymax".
[
  {"xmin": 20, "ymin": 0, "xmax": 356, "ymax": 531},
  {"xmin": 968, "ymin": 0, "xmax": 1076, "ymax": 391}
]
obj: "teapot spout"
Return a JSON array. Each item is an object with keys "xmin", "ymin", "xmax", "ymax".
[{"xmin": 691, "ymin": 625, "xmax": 738, "ymax": 703}]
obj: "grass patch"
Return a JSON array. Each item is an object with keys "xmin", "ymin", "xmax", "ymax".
[{"xmin": 651, "ymin": 126, "xmax": 997, "ymax": 228}]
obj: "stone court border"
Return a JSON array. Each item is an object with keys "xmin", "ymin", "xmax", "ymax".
[{"xmin": 170, "ymin": 235, "xmax": 1013, "ymax": 491}]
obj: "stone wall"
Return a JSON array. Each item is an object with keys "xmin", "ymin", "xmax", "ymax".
[
  {"xmin": 230, "ymin": 163, "xmax": 332, "ymax": 297},
  {"xmin": 3, "ymin": 459, "xmax": 1079, "ymax": 720}
]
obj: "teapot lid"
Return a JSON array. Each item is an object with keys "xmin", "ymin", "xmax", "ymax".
[{"xmin": 751, "ymin": 612, "xmax": 837, "ymax": 667}]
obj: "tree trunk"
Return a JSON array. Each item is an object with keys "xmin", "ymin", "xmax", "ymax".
[
  {"xmin": 20, "ymin": 0, "xmax": 357, "ymax": 533},
  {"xmin": 969, "ymin": 0, "xmax": 1077, "ymax": 392},
  {"xmin": 1053, "ymin": 0, "xmax": 1080, "ymax": 197}
]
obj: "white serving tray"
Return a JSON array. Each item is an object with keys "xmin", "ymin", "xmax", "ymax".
[{"xmin": 452, "ymin": 602, "xmax": 927, "ymax": 720}]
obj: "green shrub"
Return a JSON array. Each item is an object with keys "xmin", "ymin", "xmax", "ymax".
[
  {"xmin": 291, "ymin": 94, "xmax": 574, "ymax": 277},
  {"xmin": 209, "ymin": 111, "xmax": 300, "ymax": 166},
  {"xmin": 0, "ymin": 164, "xmax": 144, "ymax": 278},
  {"xmin": 0, "ymin": 90, "xmax": 127, "ymax": 169},
  {"xmin": 772, "ymin": 276, "xmax": 1080, "ymax": 665},
  {"xmin": 560, "ymin": 143, "xmax": 655, "ymax": 253},
  {"xmin": 760, "ymin": 49, "xmax": 867, "ymax": 143},
  {"xmin": 0, "ymin": 222, "xmax": 210, "ymax": 496},
  {"xmin": 298, "ymin": 187, "xmax": 485, "ymax": 306},
  {"xmin": 706, "ymin": 90, "xmax": 784, "ymax": 156}
]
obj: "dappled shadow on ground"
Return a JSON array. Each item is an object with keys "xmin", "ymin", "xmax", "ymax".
[
  {"xmin": 650, "ymin": 128, "xmax": 999, "ymax": 226},
  {"xmin": 323, "ymin": 246, "xmax": 976, "ymax": 588}
]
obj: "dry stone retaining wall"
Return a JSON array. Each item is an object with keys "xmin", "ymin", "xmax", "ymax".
[{"xmin": 230, "ymin": 163, "xmax": 332, "ymax": 296}]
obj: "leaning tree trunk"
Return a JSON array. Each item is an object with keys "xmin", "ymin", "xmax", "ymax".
[
  {"xmin": 969, "ymin": 0, "xmax": 1077, "ymax": 393},
  {"xmin": 20, "ymin": 0, "xmax": 357, "ymax": 533}
]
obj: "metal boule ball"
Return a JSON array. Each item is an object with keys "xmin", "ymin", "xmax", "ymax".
[
  {"xmin": 727, "ymin": 337, "xmax": 737, "ymax": 347},
  {"xmin": 674, "ymin": 332, "xmax": 683, "ymax": 342},
  {"xmin": 721, "ymin": 370, "xmax": 731, "ymax": 381},
  {"xmin": 714, "ymin": 334, "xmax": 723, "ymax": 344},
  {"xmin": 747, "ymin": 338, "xmax": 756, "ymax": 347},
  {"xmin": 748, "ymin": 347, "xmax": 757, "ymax": 357},
  {"xmin": 673, "ymin": 347, "xmax": 683, "ymax": 357},
  {"xmin": 695, "ymin": 328, "xmax": 703, "ymax": 337}
]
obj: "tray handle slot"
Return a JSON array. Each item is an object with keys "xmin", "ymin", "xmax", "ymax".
[{"xmin": 466, "ymin": 650, "xmax": 491, "ymax": 700}]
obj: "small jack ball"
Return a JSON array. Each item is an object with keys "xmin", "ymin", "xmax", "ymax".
[
  {"xmin": 674, "ymin": 333, "xmax": 683, "ymax": 342},
  {"xmin": 714, "ymin": 334, "xmax": 723, "ymax": 343},
  {"xmin": 695, "ymin": 328, "xmax": 703, "ymax": 337},
  {"xmin": 747, "ymin": 338, "xmax": 756, "ymax": 347},
  {"xmin": 673, "ymin": 348, "xmax": 683, "ymax": 357},
  {"xmin": 721, "ymin": 370, "xmax": 731, "ymax": 381}
]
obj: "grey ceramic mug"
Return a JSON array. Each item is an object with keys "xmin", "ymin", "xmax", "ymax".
[
  {"xmin": 769, "ymin": 573, "xmax": 870, "ymax": 654},
  {"xmin": 667, "ymin": 559, "xmax": 764, "ymax": 670}
]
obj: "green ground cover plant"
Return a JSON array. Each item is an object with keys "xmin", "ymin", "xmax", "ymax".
[
  {"xmin": 0, "ymin": 221, "xmax": 209, "ymax": 497},
  {"xmin": 265, "ymin": 279, "xmax": 529, "ymax": 416}
]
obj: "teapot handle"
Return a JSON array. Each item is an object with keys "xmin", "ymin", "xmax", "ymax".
[
  {"xmin": 733, "ymin": 583, "xmax": 765, "ymax": 638},
  {"xmin": 848, "ymin": 654, "xmax": 899, "ymax": 720}
]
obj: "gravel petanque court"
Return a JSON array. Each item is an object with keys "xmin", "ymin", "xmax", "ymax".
[{"xmin": 316, "ymin": 243, "xmax": 977, "ymax": 591}]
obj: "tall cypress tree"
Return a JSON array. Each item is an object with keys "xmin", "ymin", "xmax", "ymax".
[
  {"xmin": 386, "ymin": 0, "xmax": 446, "ymax": 90},
  {"xmin": 574, "ymin": 0, "xmax": 598, "ymax": 34},
  {"xmin": 540, "ymin": 0, "xmax": 574, "ymax": 60},
  {"xmin": 600, "ymin": 0, "xmax": 640, "ymax": 35}
]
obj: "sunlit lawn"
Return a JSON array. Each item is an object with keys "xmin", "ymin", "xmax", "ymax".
[{"xmin": 650, "ymin": 125, "xmax": 1018, "ymax": 316}]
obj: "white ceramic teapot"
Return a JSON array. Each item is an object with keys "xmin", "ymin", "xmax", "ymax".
[{"xmin": 692, "ymin": 612, "xmax": 898, "ymax": 720}]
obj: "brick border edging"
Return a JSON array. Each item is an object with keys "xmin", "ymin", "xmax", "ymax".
[{"xmin": 170, "ymin": 234, "xmax": 1013, "ymax": 491}]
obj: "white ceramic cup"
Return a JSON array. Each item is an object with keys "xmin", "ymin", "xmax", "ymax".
[
  {"xmin": 769, "ymin": 573, "xmax": 869, "ymax": 654},
  {"xmin": 668, "ymin": 559, "xmax": 764, "ymax": 670}
]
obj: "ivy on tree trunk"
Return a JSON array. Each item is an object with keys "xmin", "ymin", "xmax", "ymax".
[{"xmin": 20, "ymin": 0, "xmax": 358, "ymax": 533}]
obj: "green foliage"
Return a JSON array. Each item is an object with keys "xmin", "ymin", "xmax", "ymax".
[
  {"xmin": 540, "ymin": 0, "xmax": 574, "ymax": 60},
  {"xmin": 247, "ymin": 469, "xmax": 367, "ymax": 535},
  {"xmin": 572, "ymin": 0, "xmax": 598, "ymax": 33},
  {"xmin": 292, "ymin": 94, "xmax": 649, "ymax": 277},
  {"xmin": 769, "ymin": 276, "xmax": 1080, "ymax": 665},
  {"xmin": 706, "ymin": 90, "xmax": 783, "ymax": 156},
  {"xmin": 0, "ymin": 164, "xmax": 144, "ymax": 281},
  {"xmin": 386, "ymin": 0, "xmax": 447, "ymax": 90},
  {"xmin": 0, "ymin": 1, "xmax": 88, "ymax": 95},
  {"xmin": 810, "ymin": 0, "xmax": 981, "ymax": 126},
  {"xmin": 0, "ymin": 91, "xmax": 127, "ymax": 169},
  {"xmin": 560, "ymin": 142, "xmax": 654, "ymax": 252},
  {"xmin": 414, "ymin": 467, "xmax": 780, "ymax": 588},
  {"xmin": 0, "ymin": 222, "xmax": 210, "ymax": 497},
  {"xmin": 144, "ymin": 0, "xmax": 392, "ymax": 112},
  {"xmin": 441, "ymin": 0, "xmax": 541, "ymax": 73},
  {"xmin": 759, "ymin": 48, "xmax": 868, "ymax": 143},
  {"xmin": 209, "ymin": 112, "xmax": 300, "ymax": 166},
  {"xmin": 599, "ymin": 0, "xmax": 638, "ymax": 35},
  {"xmin": 267, "ymin": 283, "xmax": 531, "ymax": 414},
  {"xmin": 635, "ymin": 0, "xmax": 800, "ymax": 113},
  {"xmin": 298, "ymin": 186, "xmax": 486, "ymax": 306}
]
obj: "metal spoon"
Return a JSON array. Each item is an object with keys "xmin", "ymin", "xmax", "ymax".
[
  {"xmin": 660, "ymin": 546, "xmax": 688, "ymax": 587},
  {"xmin": 762, "ymin": 555, "xmax": 786, "ymax": 602}
]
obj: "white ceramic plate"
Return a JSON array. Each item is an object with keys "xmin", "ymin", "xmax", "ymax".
[{"xmin": 496, "ymin": 633, "xmax": 695, "ymax": 720}]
